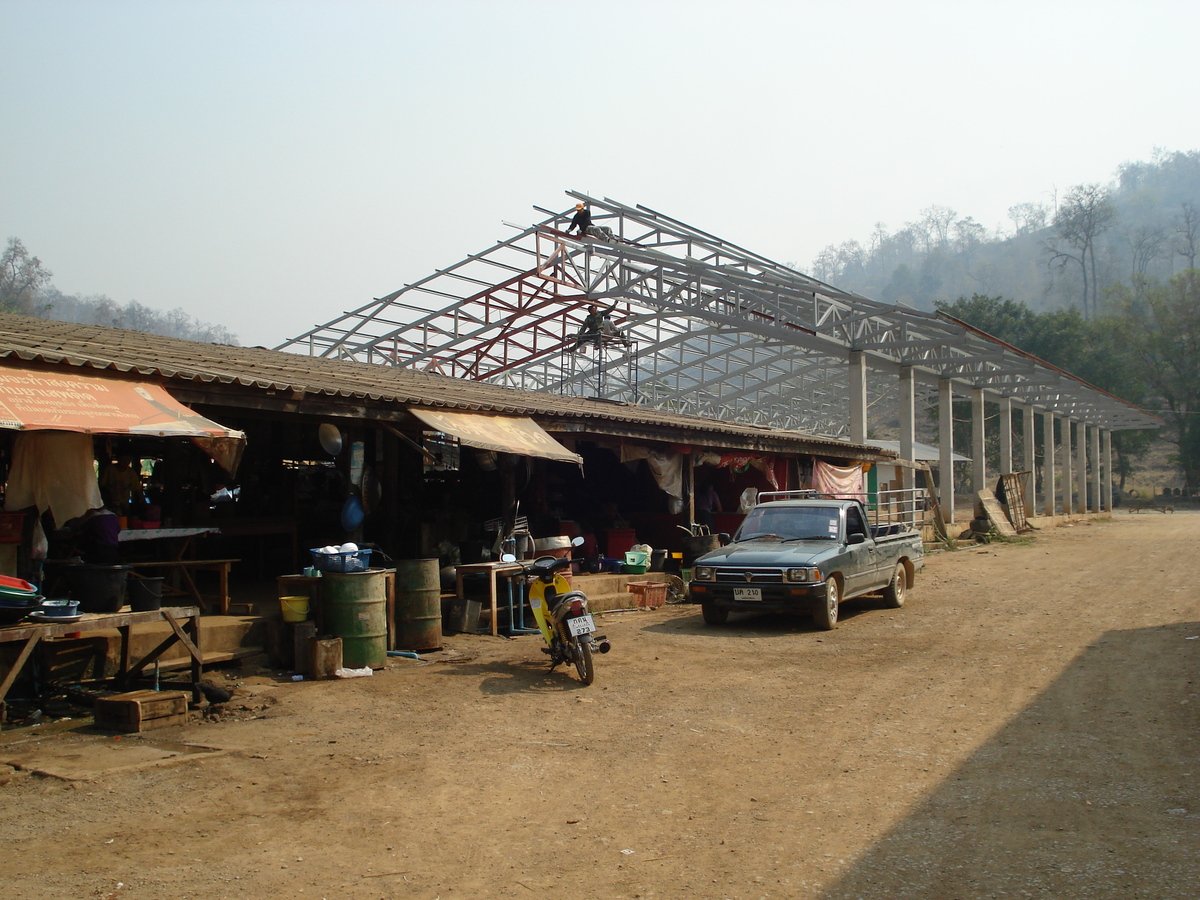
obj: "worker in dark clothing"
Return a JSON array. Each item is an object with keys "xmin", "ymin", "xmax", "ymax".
[
  {"xmin": 572, "ymin": 300, "xmax": 619, "ymax": 352},
  {"xmin": 567, "ymin": 203, "xmax": 591, "ymax": 237}
]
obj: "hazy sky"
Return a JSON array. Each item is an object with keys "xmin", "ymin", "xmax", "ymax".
[{"xmin": 3, "ymin": 0, "xmax": 1198, "ymax": 348}]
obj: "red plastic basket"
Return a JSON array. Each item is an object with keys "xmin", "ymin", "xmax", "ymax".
[{"xmin": 626, "ymin": 580, "xmax": 668, "ymax": 608}]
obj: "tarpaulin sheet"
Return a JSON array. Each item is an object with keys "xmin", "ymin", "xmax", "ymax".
[
  {"xmin": 408, "ymin": 408, "xmax": 581, "ymax": 464},
  {"xmin": 0, "ymin": 366, "xmax": 245, "ymax": 474}
]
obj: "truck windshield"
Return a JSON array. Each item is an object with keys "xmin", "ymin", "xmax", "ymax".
[{"xmin": 735, "ymin": 507, "xmax": 839, "ymax": 541}]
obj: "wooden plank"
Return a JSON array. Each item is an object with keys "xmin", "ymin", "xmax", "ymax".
[
  {"xmin": 998, "ymin": 472, "xmax": 1032, "ymax": 532},
  {"xmin": 0, "ymin": 607, "xmax": 201, "ymax": 643},
  {"xmin": 977, "ymin": 489, "xmax": 1019, "ymax": 537}
]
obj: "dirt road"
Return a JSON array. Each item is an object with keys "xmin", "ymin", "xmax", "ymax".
[{"xmin": 2, "ymin": 512, "xmax": 1198, "ymax": 899}]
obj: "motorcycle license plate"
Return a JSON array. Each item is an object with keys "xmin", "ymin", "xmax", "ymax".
[
  {"xmin": 568, "ymin": 614, "xmax": 596, "ymax": 636},
  {"xmin": 733, "ymin": 587, "xmax": 762, "ymax": 601}
]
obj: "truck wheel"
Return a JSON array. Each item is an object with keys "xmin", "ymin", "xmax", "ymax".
[
  {"xmin": 701, "ymin": 603, "xmax": 728, "ymax": 625},
  {"xmin": 881, "ymin": 563, "xmax": 907, "ymax": 609},
  {"xmin": 813, "ymin": 577, "xmax": 839, "ymax": 630}
]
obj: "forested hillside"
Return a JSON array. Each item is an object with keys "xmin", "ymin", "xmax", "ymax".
[
  {"xmin": 809, "ymin": 149, "xmax": 1200, "ymax": 494},
  {"xmin": 0, "ymin": 237, "xmax": 238, "ymax": 344},
  {"xmin": 811, "ymin": 148, "xmax": 1200, "ymax": 318}
]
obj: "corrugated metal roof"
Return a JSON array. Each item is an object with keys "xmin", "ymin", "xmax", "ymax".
[{"xmin": 0, "ymin": 314, "xmax": 892, "ymax": 458}]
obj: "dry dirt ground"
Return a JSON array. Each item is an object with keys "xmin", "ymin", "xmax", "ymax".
[{"xmin": 1, "ymin": 512, "xmax": 1198, "ymax": 900}]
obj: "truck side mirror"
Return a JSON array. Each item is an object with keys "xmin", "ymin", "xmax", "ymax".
[
  {"xmin": 847, "ymin": 532, "xmax": 866, "ymax": 545},
  {"xmin": 717, "ymin": 532, "xmax": 731, "ymax": 545}
]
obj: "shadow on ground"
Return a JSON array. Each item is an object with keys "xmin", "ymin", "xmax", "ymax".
[
  {"xmin": 431, "ymin": 657, "xmax": 593, "ymax": 695},
  {"xmin": 639, "ymin": 598, "xmax": 883, "ymax": 637},
  {"xmin": 818, "ymin": 621, "xmax": 1200, "ymax": 899}
]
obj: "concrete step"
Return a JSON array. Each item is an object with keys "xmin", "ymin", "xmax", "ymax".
[
  {"xmin": 472, "ymin": 573, "xmax": 677, "ymax": 624},
  {"xmin": 569, "ymin": 572, "xmax": 676, "ymax": 611}
]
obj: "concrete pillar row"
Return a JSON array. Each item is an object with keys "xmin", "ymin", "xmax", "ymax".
[
  {"xmin": 1022, "ymin": 404, "xmax": 1036, "ymax": 514},
  {"xmin": 1062, "ymin": 418, "xmax": 1074, "ymax": 516},
  {"xmin": 1084, "ymin": 422, "xmax": 1094, "ymax": 511},
  {"xmin": 971, "ymin": 388, "xmax": 987, "ymax": 495},
  {"xmin": 999, "ymin": 396, "xmax": 1014, "ymax": 476},
  {"xmin": 1043, "ymin": 412, "xmax": 1057, "ymax": 517},
  {"xmin": 1103, "ymin": 430, "xmax": 1114, "ymax": 511},
  {"xmin": 938, "ymin": 379, "xmax": 956, "ymax": 525},
  {"xmin": 849, "ymin": 350, "xmax": 867, "ymax": 446},
  {"xmin": 899, "ymin": 366, "xmax": 915, "ymax": 492}
]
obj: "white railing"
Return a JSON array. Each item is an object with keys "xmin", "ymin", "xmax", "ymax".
[{"xmin": 756, "ymin": 488, "xmax": 931, "ymax": 532}]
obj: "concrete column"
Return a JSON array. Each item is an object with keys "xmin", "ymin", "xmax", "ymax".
[
  {"xmin": 1061, "ymin": 418, "xmax": 1073, "ymax": 516},
  {"xmin": 1043, "ymin": 412, "xmax": 1056, "ymax": 516},
  {"xmin": 899, "ymin": 366, "xmax": 916, "ymax": 492},
  {"xmin": 938, "ymin": 379, "xmax": 956, "ymax": 525},
  {"xmin": 1084, "ymin": 424, "xmax": 1094, "ymax": 513},
  {"xmin": 1091, "ymin": 425, "xmax": 1102, "ymax": 512},
  {"xmin": 849, "ymin": 350, "xmax": 867, "ymax": 445},
  {"xmin": 999, "ymin": 397, "xmax": 1014, "ymax": 476},
  {"xmin": 1022, "ymin": 404, "xmax": 1036, "ymax": 514},
  {"xmin": 1103, "ymin": 430, "xmax": 1114, "ymax": 511},
  {"xmin": 971, "ymin": 388, "xmax": 986, "ymax": 494}
]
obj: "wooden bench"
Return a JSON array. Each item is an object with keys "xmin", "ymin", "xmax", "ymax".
[
  {"xmin": 128, "ymin": 559, "xmax": 239, "ymax": 614},
  {"xmin": 1126, "ymin": 499, "xmax": 1174, "ymax": 514}
]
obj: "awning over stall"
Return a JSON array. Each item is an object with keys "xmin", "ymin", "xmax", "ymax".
[
  {"xmin": 0, "ymin": 366, "xmax": 246, "ymax": 474},
  {"xmin": 408, "ymin": 408, "xmax": 582, "ymax": 465}
]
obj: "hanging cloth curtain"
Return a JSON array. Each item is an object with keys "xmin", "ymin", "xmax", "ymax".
[
  {"xmin": 3, "ymin": 431, "xmax": 102, "ymax": 526},
  {"xmin": 812, "ymin": 460, "xmax": 865, "ymax": 499}
]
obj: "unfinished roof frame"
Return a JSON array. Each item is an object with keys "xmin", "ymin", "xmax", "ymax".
[{"xmin": 277, "ymin": 193, "xmax": 1160, "ymax": 439}]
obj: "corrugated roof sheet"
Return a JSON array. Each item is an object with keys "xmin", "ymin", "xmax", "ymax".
[{"xmin": 0, "ymin": 314, "xmax": 891, "ymax": 458}]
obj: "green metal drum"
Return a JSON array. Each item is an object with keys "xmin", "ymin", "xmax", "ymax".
[
  {"xmin": 393, "ymin": 558, "xmax": 443, "ymax": 652},
  {"xmin": 322, "ymin": 570, "xmax": 388, "ymax": 669}
]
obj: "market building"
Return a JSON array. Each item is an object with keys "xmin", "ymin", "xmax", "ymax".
[{"xmin": 0, "ymin": 313, "xmax": 895, "ymax": 600}]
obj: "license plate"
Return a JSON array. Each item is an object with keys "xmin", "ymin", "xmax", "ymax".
[
  {"xmin": 568, "ymin": 614, "xmax": 595, "ymax": 636},
  {"xmin": 733, "ymin": 587, "xmax": 762, "ymax": 602}
]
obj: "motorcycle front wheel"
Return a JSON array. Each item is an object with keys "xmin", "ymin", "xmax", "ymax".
[{"xmin": 573, "ymin": 639, "xmax": 594, "ymax": 685}]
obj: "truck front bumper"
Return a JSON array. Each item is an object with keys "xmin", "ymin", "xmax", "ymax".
[{"xmin": 687, "ymin": 580, "xmax": 828, "ymax": 610}]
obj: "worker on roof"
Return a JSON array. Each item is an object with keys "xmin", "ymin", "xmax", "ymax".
[
  {"xmin": 572, "ymin": 300, "xmax": 619, "ymax": 353},
  {"xmin": 566, "ymin": 203, "xmax": 592, "ymax": 238}
]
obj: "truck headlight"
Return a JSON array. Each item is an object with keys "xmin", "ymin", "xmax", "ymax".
[
  {"xmin": 785, "ymin": 567, "xmax": 820, "ymax": 583},
  {"xmin": 692, "ymin": 566, "xmax": 716, "ymax": 582}
]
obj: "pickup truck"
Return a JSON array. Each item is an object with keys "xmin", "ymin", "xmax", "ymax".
[{"xmin": 687, "ymin": 492, "xmax": 924, "ymax": 629}]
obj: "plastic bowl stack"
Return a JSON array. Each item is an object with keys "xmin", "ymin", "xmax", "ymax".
[{"xmin": 0, "ymin": 575, "xmax": 42, "ymax": 625}]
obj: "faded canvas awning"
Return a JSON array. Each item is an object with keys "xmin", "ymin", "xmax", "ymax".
[
  {"xmin": 0, "ymin": 366, "xmax": 245, "ymax": 474},
  {"xmin": 408, "ymin": 408, "xmax": 581, "ymax": 464}
]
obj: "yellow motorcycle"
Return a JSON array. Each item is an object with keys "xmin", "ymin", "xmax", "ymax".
[{"xmin": 522, "ymin": 551, "xmax": 610, "ymax": 685}]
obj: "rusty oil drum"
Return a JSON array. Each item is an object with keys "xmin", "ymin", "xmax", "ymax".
[
  {"xmin": 682, "ymin": 534, "xmax": 722, "ymax": 567},
  {"xmin": 322, "ymin": 570, "xmax": 388, "ymax": 669},
  {"xmin": 393, "ymin": 558, "xmax": 443, "ymax": 652}
]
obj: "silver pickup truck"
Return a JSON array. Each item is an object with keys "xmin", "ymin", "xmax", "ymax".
[{"xmin": 687, "ymin": 491, "xmax": 924, "ymax": 629}]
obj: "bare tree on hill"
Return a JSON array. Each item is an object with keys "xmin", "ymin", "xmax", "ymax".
[{"xmin": 1047, "ymin": 183, "xmax": 1117, "ymax": 318}]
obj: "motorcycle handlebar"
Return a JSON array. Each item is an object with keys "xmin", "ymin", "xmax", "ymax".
[{"xmin": 522, "ymin": 554, "xmax": 574, "ymax": 578}]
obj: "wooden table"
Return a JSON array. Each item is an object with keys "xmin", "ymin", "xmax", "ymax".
[
  {"xmin": 0, "ymin": 606, "xmax": 203, "ymax": 722},
  {"xmin": 454, "ymin": 562, "xmax": 525, "ymax": 636},
  {"xmin": 118, "ymin": 527, "xmax": 219, "ymax": 559},
  {"xmin": 118, "ymin": 527, "xmax": 237, "ymax": 613},
  {"xmin": 44, "ymin": 558, "xmax": 239, "ymax": 615},
  {"xmin": 127, "ymin": 559, "xmax": 239, "ymax": 614}
]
